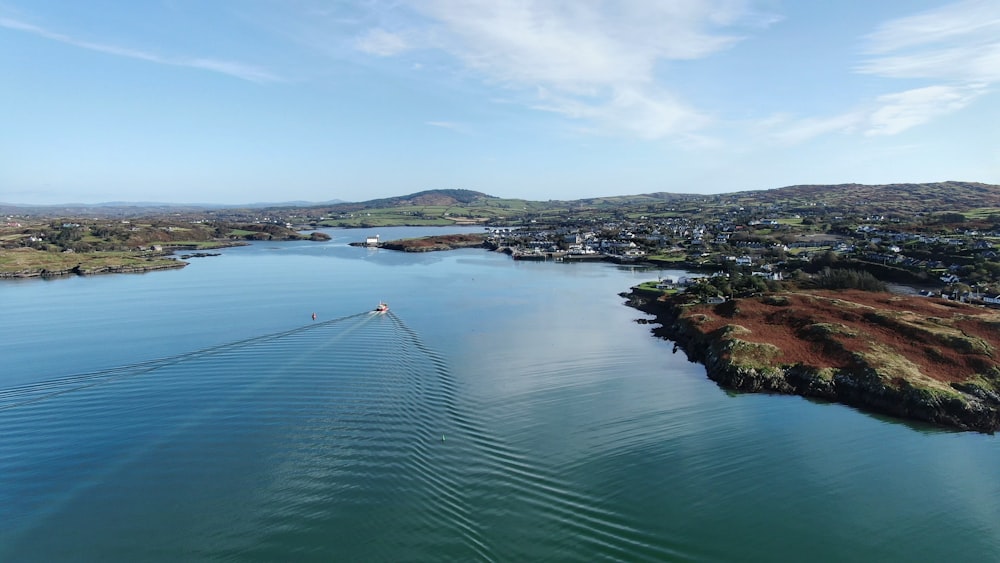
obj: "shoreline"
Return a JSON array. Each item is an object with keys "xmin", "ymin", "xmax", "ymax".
[
  {"xmin": 622, "ymin": 289, "xmax": 1000, "ymax": 433},
  {"xmin": 0, "ymin": 259, "xmax": 188, "ymax": 279},
  {"xmin": 0, "ymin": 241, "xmax": 253, "ymax": 280}
]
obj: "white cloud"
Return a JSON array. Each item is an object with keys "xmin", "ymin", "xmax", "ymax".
[
  {"xmin": 351, "ymin": 0, "xmax": 771, "ymax": 140},
  {"xmin": 535, "ymin": 85, "xmax": 709, "ymax": 140},
  {"xmin": 854, "ymin": 2, "xmax": 998, "ymax": 136},
  {"xmin": 768, "ymin": 112, "xmax": 863, "ymax": 145},
  {"xmin": 768, "ymin": 83, "xmax": 985, "ymax": 142},
  {"xmin": 865, "ymin": 85, "xmax": 984, "ymax": 136},
  {"xmin": 859, "ymin": 0, "xmax": 1000, "ymax": 83},
  {"xmin": 0, "ymin": 16, "xmax": 281, "ymax": 83},
  {"xmin": 355, "ymin": 28, "xmax": 410, "ymax": 56},
  {"xmin": 769, "ymin": 1, "xmax": 998, "ymax": 144},
  {"xmin": 414, "ymin": 0, "xmax": 747, "ymax": 91},
  {"xmin": 864, "ymin": 0, "xmax": 999, "ymax": 54},
  {"xmin": 861, "ymin": 46, "xmax": 1000, "ymax": 83},
  {"xmin": 425, "ymin": 120, "xmax": 467, "ymax": 133}
]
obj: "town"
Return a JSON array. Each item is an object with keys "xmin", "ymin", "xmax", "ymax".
[
  {"xmin": 481, "ymin": 204, "xmax": 1000, "ymax": 306},
  {"xmin": 3, "ymin": 182, "xmax": 1000, "ymax": 307}
]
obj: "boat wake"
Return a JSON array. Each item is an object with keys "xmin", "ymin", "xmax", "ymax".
[
  {"xmin": 0, "ymin": 307, "xmax": 673, "ymax": 561},
  {"xmin": 0, "ymin": 308, "xmax": 495, "ymax": 559}
]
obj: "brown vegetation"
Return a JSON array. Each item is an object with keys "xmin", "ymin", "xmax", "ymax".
[
  {"xmin": 378, "ymin": 233, "xmax": 487, "ymax": 252},
  {"xmin": 627, "ymin": 287, "xmax": 1000, "ymax": 432},
  {"xmin": 684, "ymin": 290, "xmax": 999, "ymax": 385}
]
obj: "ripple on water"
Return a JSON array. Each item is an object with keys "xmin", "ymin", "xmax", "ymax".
[{"xmin": 0, "ymin": 311, "xmax": 714, "ymax": 561}]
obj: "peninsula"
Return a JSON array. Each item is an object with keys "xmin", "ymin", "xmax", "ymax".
[
  {"xmin": 0, "ymin": 218, "xmax": 329, "ymax": 278},
  {"xmin": 624, "ymin": 284, "xmax": 1000, "ymax": 433}
]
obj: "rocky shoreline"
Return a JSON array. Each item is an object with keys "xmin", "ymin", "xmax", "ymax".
[
  {"xmin": 0, "ymin": 260, "xmax": 187, "ymax": 279},
  {"xmin": 0, "ymin": 241, "xmax": 255, "ymax": 280},
  {"xmin": 623, "ymin": 290, "xmax": 1000, "ymax": 433}
]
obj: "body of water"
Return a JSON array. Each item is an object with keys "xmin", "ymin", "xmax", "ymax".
[{"xmin": 2, "ymin": 227, "xmax": 999, "ymax": 561}]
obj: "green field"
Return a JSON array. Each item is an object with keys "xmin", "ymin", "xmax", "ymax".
[{"xmin": 964, "ymin": 207, "xmax": 1000, "ymax": 220}]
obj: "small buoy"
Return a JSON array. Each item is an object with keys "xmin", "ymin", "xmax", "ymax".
[{"xmin": 311, "ymin": 312, "xmax": 317, "ymax": 320}]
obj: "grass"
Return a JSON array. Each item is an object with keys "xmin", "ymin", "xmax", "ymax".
[
  {"xmin": 806, "ymin": 322, "xmax": 859, "ymax": 338},
  {"xmin": 727, "ymin": 338, "xmax": 783, "ymax": 367},
  {"xmin": 963, "ymin": 207, "xmax": 1000, "ymax": 220},
  {"xmin": 0, "ymin": 248, "xmax": 181, "ymax": 275},
  {"xmin": 167, "ymin": 240, "xmax": 238, "ymax": 249},
  {"xmin": 776, "ymin": 218, "xmax": 804, "ymax": 225},
  {"xmin": 321, "ymin": 216, "xmax": 455, "ymax": 228},
  {"xmin": 647, "ymin": 253, "xmax": 687, "ymax": 262},
  {"xmin": 634, "ymin": 280, "xmax": 676, "ymax": 295},
  {"xmin": 788, "ymin": 246, "xmax": 828, "ymax": 255}
]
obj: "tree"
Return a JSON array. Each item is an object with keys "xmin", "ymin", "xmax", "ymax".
[{"xmin": 814, "ymin": 267, "xmax": 886, "ymax": 292}]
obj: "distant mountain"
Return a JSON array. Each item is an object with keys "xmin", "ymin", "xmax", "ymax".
[
  {"xmin": 0, "ymin": 199, "xmax": 347, "ymax": 217},
  {"xmin": 350, "ymin": 189, "xmax": 495, "ymax": 209},
  {"xmin": 0, "ymin": 202, "xmax": 214, "ymax": 217},
  {"xmin": 239, "ymin": 200, "xmax": 347, "ymax": 208},
  {"xmin": 91, "ymin": 200, "xmax": 347, "ymax": 208},
  {"xmin": 5, "ymin": 182, "xmax": 998, "ymax": 220}
]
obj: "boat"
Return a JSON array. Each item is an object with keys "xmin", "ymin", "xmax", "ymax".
[{"xmin": 374, "ymin": 301, "xmax": 389, "ymax": 313}]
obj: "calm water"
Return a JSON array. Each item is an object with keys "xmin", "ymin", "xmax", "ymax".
[{"xmin": 2, "ymin": 227, "xmax": 999, "ymax": 561}]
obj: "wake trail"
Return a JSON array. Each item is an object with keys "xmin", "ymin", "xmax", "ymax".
[{"xmin": 0, "ymin": 311, "xmax": 370, "ymax": 411}]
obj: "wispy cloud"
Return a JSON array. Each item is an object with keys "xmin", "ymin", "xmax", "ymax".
[
  {"xmin": 0, "ymin": 16, "xmax": 281, "ymax": 83},
  {"xmin": 351, "ymin": 0, "xmax": 773, "ymax": 140},
  {"xmin": 859, "ymin": 0, "xmax": 1000, "ymax": 83},
  {"xmin": 534, "ymin": 85, "xmax": 709, "ymax": 140},
  {"xmin": 416, "ymin": 1, "xmax": 746, "ymax": 90},
  {"xmin": 770, "ymin": 1, "xmax": 997, "ymax": 144},
  {"xmin": 425, "ymin": 120, "xmax": 468, "ymax": 133},
  {"xmin": 856, "ymin": 1, "xmax": 998, "ymax": 136},
  {"xmin": 865, "ymin": 84, "xmax": 984, "ymax": 135},
  {"xmin": 768, "ymin": 112, "xmax": 863, "ymax": 145},
  {"xmin": 769, "ymin": 83, "xmax": 984, "ymax": 143},
  {"xmin": 355, "ymin": 28, "xmax": 411, "ymax": 57}
]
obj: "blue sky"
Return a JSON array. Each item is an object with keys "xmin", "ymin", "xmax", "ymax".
[{"xmin": 1, "ymin": 0, "xmax": 998, "ymax": 204}]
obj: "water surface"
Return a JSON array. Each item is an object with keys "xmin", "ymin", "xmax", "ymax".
[{"xmin": 2, "ymin": 227, "xmax": 998, "ymax": 561}]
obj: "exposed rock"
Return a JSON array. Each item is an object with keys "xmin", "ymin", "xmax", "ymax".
[{"xmin": 624, "ymin": 289, "xmax": 1000, "ymax": 433}]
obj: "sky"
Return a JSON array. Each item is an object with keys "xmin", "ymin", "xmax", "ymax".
[{"xmin": 1, "ymin": 0, "xmax": 998, "ymax": 205}]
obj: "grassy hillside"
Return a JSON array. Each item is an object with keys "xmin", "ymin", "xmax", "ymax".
[{"xmin": 307, "ymin": 182, "xmax": 1000, "ymax": 227}]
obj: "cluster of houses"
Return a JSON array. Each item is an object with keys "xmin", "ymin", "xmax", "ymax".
[{"xmin": 483, "ymin": 211, "xmax": 1000, "ymax": 306}]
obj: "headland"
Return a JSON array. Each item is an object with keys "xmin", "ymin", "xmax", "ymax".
[{"xmin": 624, "ymin": 287, "xmax": 1000, "ymax": 433}]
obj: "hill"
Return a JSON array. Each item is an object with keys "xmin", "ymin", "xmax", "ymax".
[
  {"xmin": 5, "ymin": 182, "xmax": 998, "ymax": 224},
  {"xmin": 362, "ymin": 189, "xmax": 495, "ymax": 208},
  {"xmin": 719, "ymin": 181, "xmax": 1000, "ymax": 215},
  {"xmin": 309, "ymin": 182, "xmax": 1000, "ymax": 227}
]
